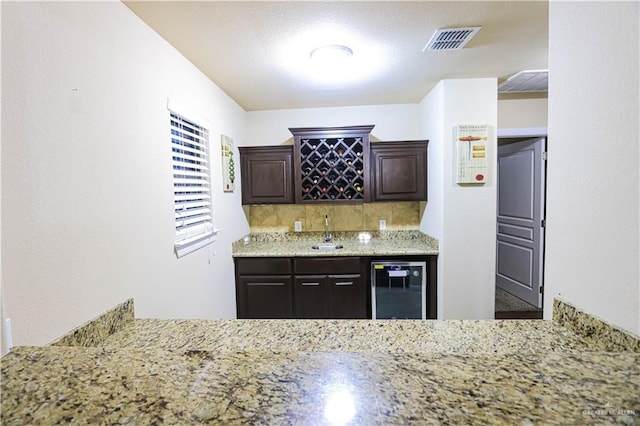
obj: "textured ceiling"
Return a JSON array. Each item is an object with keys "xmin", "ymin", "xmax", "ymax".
[{"xmin": 124, "ymin": 1, "xmax": 548, "ymax": 111}]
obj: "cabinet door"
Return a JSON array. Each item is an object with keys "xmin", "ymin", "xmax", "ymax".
[
  {"xmin": 239, "ymin": 146, "xmax": 293, "ymax": 205},
  {"xmin": 371, "ymin": 141, "xmax": 428, "ymax": 201},
  {"xmin": 236, "ymin": 275, "xmax": 292, "ymax": 319},
  {"xmin": 294, "ymin": 275, "xmax": 326, "ymax": 319},
  {"xmin": 326, "ymin": 274, "xmax": 366, "ymax": 319}
]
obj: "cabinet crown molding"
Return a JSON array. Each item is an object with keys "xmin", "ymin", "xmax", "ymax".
[{"xmin": 289, "ymin": 125, "xmax": 375, "ymax": 138}]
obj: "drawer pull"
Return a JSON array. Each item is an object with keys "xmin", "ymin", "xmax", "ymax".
[
  {"xmin": 335, "ymin": 281, "xmax": 353, "ymax": 286},
  {"xmin": 302, "ymin": 282, "xmax": 321, "ymax": 286},
  {"xmin": 248, "ymin": 282, "xmax": 284, "ymax": 286}
]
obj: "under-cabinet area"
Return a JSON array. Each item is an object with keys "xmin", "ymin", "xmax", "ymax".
[
  {"xmin": 233, "ymin": 231, "xmax": 439, "ymax": 320},
  {"xmin": 234, "ymin": 255, "xmax": 436, "ymax": 320},
  {"xmin": 293, "ymin": 257, "xmax": 365, "ymax": 319},
  {"xmin": 235, "ymin": 257, "xmax": 368, "ymax": 319}
]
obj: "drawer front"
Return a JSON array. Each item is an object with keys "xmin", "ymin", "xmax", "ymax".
[
  {"xmin": 294, "ymin": 257, "xmax": 361, "ymax": 275},
  {"xmin": 236, "ymin": 257, "xmax": 292, "ymax": 275}
]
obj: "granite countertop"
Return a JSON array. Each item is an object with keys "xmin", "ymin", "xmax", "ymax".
[
  {"xmin": 232, "ymin": 230, "xmax": 439, "ymax": 257},
  {"xmin": 3, "ymin": 316, "xmax": 639, "ymax": 424},
  {"xmin": 97, "ymin": 318, "xmax": 595, "ymax": 354},
  {"xmin": 3, "ymin": 345, "xmax": 638, "ymax": 425}
]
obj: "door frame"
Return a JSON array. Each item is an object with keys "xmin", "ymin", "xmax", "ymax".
[
  {"xmin": 497, "ymin": 127, "xmax": 547, "ymax": 139},
  {"xmin": 496, "ymin": 127, "xmax": 547, "ymax": 309}
]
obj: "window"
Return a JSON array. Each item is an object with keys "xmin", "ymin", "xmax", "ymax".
[{"xmin": 169, "ymin": 103, "xmax": 217, "ymax": 257}]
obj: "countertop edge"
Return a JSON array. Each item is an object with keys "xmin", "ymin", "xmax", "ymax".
[{"xmin": 231, "ymin": 230, "xmax": 439, "ymax": 258}]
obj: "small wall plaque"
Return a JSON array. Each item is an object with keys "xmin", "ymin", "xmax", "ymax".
[{"xmin": 221, "ymin": 134, "xmax": 235, "ymax": 192}]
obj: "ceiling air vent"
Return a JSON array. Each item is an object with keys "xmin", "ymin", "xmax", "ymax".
[
  {"xmin": 498, "ymin": 70, "xmax": 549, "ymax": 93},
  {"xmin": 423, "ymin": 26, "xmax": 481, "ymax": 51}
]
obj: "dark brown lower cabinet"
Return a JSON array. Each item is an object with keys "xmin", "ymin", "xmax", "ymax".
[
  {"xmin": 293, "ymin": 257, "xmax": 366, "ymax": 319},
  {"xmin": 234, "ymin": 255, "xmax": 436, "ymax": 319},
  {"xmin": 235, "ymin": 256, "xmax": 367, "ymax": 319},
  {"xmin": 236, "ymin": 275, "xmax": 292, "ymax": 319},
  {"xmin": 326, "ymin": 274, "xmax": 365, "ymax": 318},
  {"xmin": 235, "ymin": 257, "xmax": 293, "ymax": 319},
  {"xmin": 294, "ymin": 276, "xmax": 325, "ymax": 318},
  {"xmin": 294, "ymin": 274, "xmax": 365, "ymax": 319}
]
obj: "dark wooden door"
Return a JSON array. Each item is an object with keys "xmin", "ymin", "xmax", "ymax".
[
  {"xmin": 326, "ymin": 274, "xmax": 366, "ymax": 319},
  {"xmin": 293, "ymin": 275, "xmax": 326, "ymax": 318},
  {"xmin": 239, "ymin": 146, "xmax": 293, "ymax": 204},
  {"xmin": 294, "ymin": 274, "xmax": 366, "ymax": 319},
  {"xmin": 371, "ymin": 141, "xmax": 427, "ymax": 201},
  {"xmin": 236, "ymin": 275, "xmax": 292, "ymax": 318}
]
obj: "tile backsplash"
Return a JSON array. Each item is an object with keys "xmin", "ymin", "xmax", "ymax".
[{"xmin": 248, "ymin": 201, "xmax": 427, "ymax": 232}]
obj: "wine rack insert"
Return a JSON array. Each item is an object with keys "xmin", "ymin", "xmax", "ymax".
[{"xmin": 290, "ymin": 126, "xmax": 374, "ymax": 203}]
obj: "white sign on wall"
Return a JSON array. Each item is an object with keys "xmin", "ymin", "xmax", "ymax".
[{"xmin": 456, "ymin": 124, "xmax": 489, "ymax": 184}]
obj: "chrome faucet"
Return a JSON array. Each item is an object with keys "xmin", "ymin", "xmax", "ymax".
[{"xmin": 323, "ymin": 214, "xmax": 332, "ymax": 243}]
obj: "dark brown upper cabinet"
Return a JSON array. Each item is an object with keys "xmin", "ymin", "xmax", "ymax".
[
  {"xmin": 239, "ymin": 146, "xmax": 294, "ymax": 205},
  {"xmin": 370, "ymin": 140, "xmax": 428, "ymax": 201},
  {"xmin": 289, "ymin": 125, "xmax": 374, "ymax": 203}
]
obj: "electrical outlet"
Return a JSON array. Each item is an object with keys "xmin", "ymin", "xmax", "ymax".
[
  {"xmin": 379, "ymin": 219, "xmax": 387, "ymax": 230},
  {"xmin": 294, "ymin": 220, "xmax": 302, "ymax": 232}
]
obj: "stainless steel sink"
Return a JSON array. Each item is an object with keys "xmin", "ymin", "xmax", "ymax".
[{"xmin": 311, "ymin": 244, "xmax": 344, "ymax": 250}]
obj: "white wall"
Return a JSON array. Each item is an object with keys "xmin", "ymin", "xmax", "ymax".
[
  {"xmin": 498, "ymin": 98, "xmax": 548, "ymax": 129},
  {"xmin": 545, "ymin": 1, "xmax": 639, "ymax": 334},
  {"xmin": 246, "ymin": 104, "xmax": 421, "ymax": 147},
  {"xmin": 1, "ymin": 2, "xmax": 249, "ymax": 346},
  {"xmin": 418, "ymin": 84, "xmax": 445, "ymax": 318},
  {"xmin": 0, "ymin": 2, "xmax": 6, "ymax": 355},
  {"xmin": 419, "ymin": 79, "xmax": 498, "ymax": 319}
]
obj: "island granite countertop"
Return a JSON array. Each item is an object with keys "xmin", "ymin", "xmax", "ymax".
[
  {"xmin": 2, "ymin": 297, "xmax": 639, "ymax": 425},
  {"xmin": 96, "ymin": 318, "xmax": 595, "ymax": 354},
  {"xmin": 232, "ymin": 230, "xmax": 439, "ymax": 257},
  {"xmin": 3, "ymin": 345, "xmax": 638, "ymax": 425}
]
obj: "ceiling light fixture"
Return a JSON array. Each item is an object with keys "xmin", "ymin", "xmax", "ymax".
[{"xmin": 310, "ymin": 44, "xmax": 353, "ymax": 63}]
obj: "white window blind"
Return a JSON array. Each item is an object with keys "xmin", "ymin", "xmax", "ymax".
[{"xmin": 170, "ymin": 107, "xmax": 217, "ymax": 257}]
